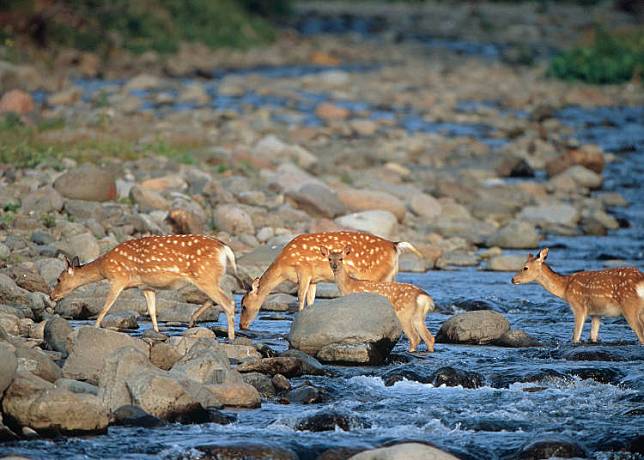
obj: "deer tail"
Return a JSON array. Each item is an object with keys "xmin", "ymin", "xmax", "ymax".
[
  {"xmin": 222, "ymin": 244, "xmax": 237, "ymax": 275},
  {"xmin": 395, "ymin": 241, "xmax": 423, "ymax": 259}
]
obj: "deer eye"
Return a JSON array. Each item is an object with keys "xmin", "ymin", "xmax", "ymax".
[{"xmin": 523, "ymin": 267, "xmax": 528, "ymax": 271}]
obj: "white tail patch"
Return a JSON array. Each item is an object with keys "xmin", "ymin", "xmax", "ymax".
[
  {"xmin": 637, "ymin": 282, "xmax": 644, "ymax": 299},
  {"xmin": 223, "ymin": 244, "xmax": 237, "ymax": 275},
  {"xmin": 396, "ymin": 241, "xmax": 423, "ymax": 258},
  {"xmin": 417, "ymin": 294, "xmax": 435, "ymax": 314}
]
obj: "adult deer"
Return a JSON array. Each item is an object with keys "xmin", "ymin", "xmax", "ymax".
[
  {"xmin": 240, "ymin": 231, "xmax": 422, "ymax": 329},
  {"xmin": 512, "ymin": 248, "xmax": 644, "ymax": 344},
  {"xmin": 50, "ymin": 234, "xmax": 238, "ymax": 339},
  {"xmin": 322, "ymin": 245, "xmax": 435, "ymax": 352}
]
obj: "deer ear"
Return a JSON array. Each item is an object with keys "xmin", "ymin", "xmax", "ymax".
[
  {"xmin": 251, "ymin": 278, "xmax": 260, "ymax": 292},
  {"xmin": 343, "ymin": 244, "xmax": 352, "ymax": 256},
  {"xmin": 63, "ymin": 256, "xmax": 71, "ymax": 269},
  {"xmin": 71, "ymin": 256, "xmax": 81, "ymax": 268},
  {"xmin": 320, "ymin": 246, "xmax": 329, "ymax": 257},
  {"xmin": 538, "ymin": 248, "xmax": 549, "ymax": 261}
]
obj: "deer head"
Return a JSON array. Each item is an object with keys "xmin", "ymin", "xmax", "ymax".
[
  {"xmin": 512, "ymin": 248, "xmax": 549, "ymax": 285},
  {"xmin": 321, "ymin": 244, "xmax": 352, "ymax": 274},
  {"xmin": 240, "ymin": 278, "xmax": 261, "ymax": 329},
  {"xmin": 50, "ymin": 256, "xmax": 82, "ymax": 301}
]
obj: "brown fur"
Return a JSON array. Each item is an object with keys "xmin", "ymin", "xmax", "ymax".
[
  {"xmin": 240, "ymin": 231, "xmax": 422, "ymax": 329},
  {"xmin": 50, "ymin": 235, "xmax": 237, "ymax": 338},
  {"xmin": 512, "ymin": 248, "xmax": 644, "ymax": 344},
  {"xmin": 322, "ymin": 245, "xmax": 435, "ymax": 353}
]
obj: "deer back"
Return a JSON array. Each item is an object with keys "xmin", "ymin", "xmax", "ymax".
[{"xmin": 567, "ymin": 267, "xmax": 644, "ymax": 305}]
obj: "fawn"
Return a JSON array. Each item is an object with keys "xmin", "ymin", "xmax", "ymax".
[
  {"xmin": 240, "ymin": 231, "xmax": 422, "ymax": 329},
  {"xmin": 322, "ymin": 245, "xmax": 435, "ymax": 352},
  {"xmin": 512, "ymin": 248, "xmax": 644, "ymax": 344},
  {"xmin": 50, "ymin": 234, "xmax": 238, "ymax": 339}
]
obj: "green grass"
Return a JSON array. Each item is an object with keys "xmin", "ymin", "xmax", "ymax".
[{"xmin": 548, "ymin": 28, "xmax": 644, "ymax": 84}]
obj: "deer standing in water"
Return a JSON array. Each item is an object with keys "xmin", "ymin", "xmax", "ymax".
[
  {"xmin": 512, "ymin": 248, "xmax": 644, "ymax": 344},
  {"xmin": 240, "ymin": 231, "xmax": 422, "ymax": 329},
  {"xmin": 50, "ymin": 235, "xmax": 238, "ymax": 339},
  {"xmin": 322, "ymin": 245, "xmax": 435, "ymax": 352}
]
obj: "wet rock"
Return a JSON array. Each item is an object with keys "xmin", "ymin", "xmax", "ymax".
[
  {"xmin": 0, "ymin": 412, "xmax": 18, "ymax": 441},
  {"xmin": 21, "ymin": 186, "xmax": 64, "ymax": 215},
  {"xmin": 279, "ymin": 349, "xmax": 327, "ymax": 375},
  {"xmin": 517, "ymin": 437, "xmax": 588, "ymax": 459},
  {"xmin": 490, "ymin": 369, "xmax": 571, "ymax": 389},
  {"xmin": 450, "ymin": 299, "xmax": 496, "ymax": 312},
  {"xmin": 43, "ymin": 316, "xmax": 73, "ymax": 355},
  {"xmin": 317, "ymin": 343, "xmax": 378, "ymax": 364},
  {"xmin": 213, "ymin": 204, "xmax": 255, "ymax": 234},
  {"xmin": 63, "ymin": 327, "xmax": 150, "ymax": 384},
  {"xmin": 0, "ymin": 89, "xmax": 34, "ymax": 114},
  {"xmin": 203, "ymin": 378, "xmax": 261, "ymax": 408},
  {"xmin": 102, "ymin": 311, "xmax": 139, "ymax": 330},
  {"xmin": 431, "ymin": 366, "xmax": 483, "ymax": 389},
  {"xmin": 338, "ymin": 188, "xmax": 407, "ymax": 222},
  {"xmin": 206, "ymin": 408, "xmax": 237, "ymax": 425},
  {"xmin": 486, "ymin": 221, "xmax": 540, "ymax": 249},
  {"xmin": 518, "ymin": 203, "xmax": 580, "ymax": 228},
  {"xmin": 2, "ymin": 371, "xmax": 109, "ymax": 436},
  {"xmin": 409, "ymin": 193, "xmax": 442, "ymax": 219},
  {"xmin": 546, "ymin": 147, "xmax": 604, "ymax": 176},
  {"xmin": 436, "ymin": 311, "xmax": 510, "ymax": 345},
  {"xmin": 286, "ymin": 384, "xmax": 327, "ymax": 404},
  {"xmin": 112, "ymin": 405, "xmax": 162, "ymax": 427},
  {"xmin": 0, "ymin": 342, "xmax": 17, "ymax": 396},
  {"xmin": 568, "ymin": 368, "xmax": 623, "ymax": 385},
  {"xmin": 53, "ymin": 164, "xmax": 117, "ymax": 202},
  {"xmin": 286, "ymin": 184, "xmax": 347, "ymax": 219},
  {"xmin": 288, "ymin": 293, "xmax": 401, "ymax": 365},
  {"xmin": 242, "ymin": 372, "xmax": 275, "ymax": 397},
  {"xmin": 15, "ymin": 345, "xmax": 63, "ymax": 383},
  {"xmin": 236, "ymin": 356, "xmax": 324, "ymax": 377},
  {"xmin": 559, "ymin": 348, "xmax": 627, "ymax": 362},
  {"xmin": 196, "ymin": 444, "xmax": 298, "ymax": 460},
  {"xmin": 493, "ymin": 329, "xmax": 542, "ymax": 348},
  {"xmin": 381, "ymin": 367, "xmax": 431, "ymax": 386},
  {"xmin": 335, "ymin": 210, "xmax": 397, "ymax": 239},
  {"xmin": 349, "ymin": 443, "xmax": 459, "ymax": 460},
  {"xmin": 295, "ymin": 409, "xmax": 370, "ymax": 432}
]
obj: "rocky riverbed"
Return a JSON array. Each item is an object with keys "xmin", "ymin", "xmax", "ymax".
[{"xmin": 1, "ymin": 2, "xmax": 643, "ymax": 459}]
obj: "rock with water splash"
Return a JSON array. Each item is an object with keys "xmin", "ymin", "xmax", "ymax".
[
  {"xmin": 295, "ymin": 409, "xmax": 370, "ymax": 432},
  {"xmin": 517, "ymin": 437, "xmax": 588, "ymax": 459},
  {"xmin": 431, "ymin": 366, "xmax": 483, "ymax": 389},
  {"xmin": 288, "ymin": 293, "xmax": 401, "ymax": 365},
  {"xmin": 436, "ymin": 310, "xmax": 510, "ymax": 345},
  {"xmin": 349, "ymin": 443, "xmax": 460, "ymax": 460},
  {"xmin": 195, "ymin": 444, "xmax": 299, "ymax": 460}
]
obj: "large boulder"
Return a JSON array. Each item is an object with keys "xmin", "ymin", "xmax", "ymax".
[
  {"xmin": 436, "ymin": 311, "xmax": 510, "ymax": 345},
  {"xmin": 15, "ymin": 345, "xmax": 63, "ymax": 383},
  {"xmin": 286, "ymin": 184, "xmax": 347, "ymax": 219},
  {"xmin": 349, "ymin": 443, "xmax": 459, "ymax": 460},
  {"xmin": 63, "ymin": 327, "xmax": 149, "ymax": 384},
  {"xmin": 43, "ymin": 316, "xmax": 73, "ymax": 355},
  {"xmin": 337, "ymin": 188, "xmax": 407, "ymax": 222},
  {"xmin": 213, "ymin": 204, "xmax": 255, "ymax": 235},
  {"xmin": 335, "ymin": 210, "xmax": 398, "ymax": 239},
  {"xmin": 486, "ymin": 221, "xmax": 540, "ymax": 249},
  {"xmin": 53, "ymin": 164, "xmax": 117, "ymax": 202},
  {"xmin": 99, "ymin": 346, "xmax": 152, "ymax": 413},
  {"xmin": 0, "ymin": 341, "xmax": 17, "ymax": 396},
  {"xmin": 288, "ymin": 293, "xmax": 401, "ymax": 364},
  {"xmin": 170, "ymin": 342, "xmax": 230, "ymax": 384},
  {"xmin": 518, "ymin": 203, "xmax": 580, "ymax": 228},
  {"xmin": 0, "ymin": 273, "xmax": 33, "ymax": 307},
  {"xmin": 2, "ymin": 371, "xmax": 108, "ymax": 435},
  {"xmin": 409, "ymin": 193, "xmax": 442, "ymax": 220}
]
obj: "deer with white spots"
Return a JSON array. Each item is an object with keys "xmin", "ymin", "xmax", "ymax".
[
  {"xmin": 512, "ymin": 248, "xmax": 644, "ymax": 344},
  {"xmin": 240, "ymin": 231, "xmax": 423, "ymax": 329},
  {"xmin": 50, "ymin": 235, "xmax": 238, "ymax": 339},
  {"xmin": 322, "ymin": 245, "xmax": 435, "ymax": 352}
]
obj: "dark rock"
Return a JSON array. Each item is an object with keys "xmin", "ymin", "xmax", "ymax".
[
  {"xmin": 448, "ymin": 299, "xmax": 496, "ymax": 312},
  {"xmin": 560, "ymin": 348, "xmax": 626, "ymax": 362},
  {"xmin": 206, "ymin": 408, "xmax": 237, "ymax": 425},
  {"xmin": 568, "ymin": 367, "xmax": 623, "ymax": 385},
  {"xmin": 295, "ymin": 409, "xmax": 371, "ymax": 432},
  {"xmin": 112, "ymin": 405, "xmax": 163, "ymax": 427},
  {"xmin": 242, "ymin": 372, "xmax": 276, "ymax": 397},
  {"xmin": 497, "ymin": 157, "xmax": 534, "ymax": 178},
  {"xmin": 272, "ymin": 374, "xmax": 291, "ymax": 393},
  {"xmin": 150, "ymin": 341, "xmax": 182, "ymax": 370},
  {"xmin": 196, "ymin": 444, "xmax": 298, "ymax": 460},
  {"xmin": 381, "ymin": 367, "xmax": 431, "ymax": 387},
  {"xmin": 236, "ymin": 356, "xmax": 325, "ymax": 378},
  {"xmin": 287, "ymin": 384, "xmax": 328, "ymax": 404},
  {"xmin": 44, "ymin": 316, "xmax": 73, "ymax": 355},
  {"xmin": 517, "ymin": 437, "xmax": 588, "ymax": 459},
  {"xmin": 31, "ymin": 230, "xmax": 55, "ymax": 246},
  {"xmin": 280, "ymin": 349, "xmax": 327, "ymax": 375},
  {"xmin": 459, "ymin": 417, "xmax": 532, "ymax": 432},
  {"xmin": 316, "ymin": 447, "xmax": 365, "ymax": 460},
  {"xmin": 431, "ymin": 367, "xmax": 483, "ymax": 389},
  {"xmin": 491, "ymin": 369, "xmax": 572, "ymax": 389},
  {"xmin": 493, "ymin": 329, "xmax": 542, "ymax": 348}
]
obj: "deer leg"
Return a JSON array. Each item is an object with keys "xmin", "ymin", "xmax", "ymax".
[
  {"xmin": 590, "ymin": 316, "xmax": 601, "ymax": 343},
  {"xmin": 142, "ymin": 289, "xmax": 159, "ymax": 332},
  {"xmin": 398, "ymin": 311, "xmax": 420, "ymax": 352},
  {"xmin": 189, "ymin": 300, "xmax": 214, "ymax": 328},
  {"xmin": 622, "ymin": 304, "xmax": 644, "ymax": 344},
  {"xmin": 306, "ymin": 283, "xmax": 317, "ymax": 307},
  {"xmin": 197, "ymin": 285, "xmax": 236, "ymax": 341},
  {"xmin": 570, "ymin": 302, "xmax": 587, "ymax": 344},
  {"xmin": 95, "ymin": 285, "xmax": 124, "ymax": 329},
  {"xmin": 413, "ymin": 307, "xmax": 435, "ymax": 352},
  {"xmin": 297, "ymin": 274, "xmax": 312, "ymax": 312}
]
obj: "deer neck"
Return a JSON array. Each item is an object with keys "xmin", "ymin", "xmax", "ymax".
[
  {"xmin": 536, "ymin": 264, "xmax": 569, "ymax": 299},
  {"xmin": 255, "ymin": 263, "xmax": 287, "ymax": 303},
  {"xmin": 333, "ymin": 265, "xmax": 359, "ymax": 295},
  {"xmin": 71, "ymin": 259, "xmax": 105, "ymax": 289}
]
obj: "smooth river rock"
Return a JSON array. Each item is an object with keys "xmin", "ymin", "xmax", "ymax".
[{"xmin": 436, "ymin": 311, "xmax": 510, "ymax": 345}]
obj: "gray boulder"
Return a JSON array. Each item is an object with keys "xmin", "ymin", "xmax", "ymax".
[
  {"xmin": 170, "ymin": 343, "xmax": 230, "ymax": 384},
  {"xmin": 102, "ymin": 311, "xmax": 139, "ymax": 330},
  {"xmin": 2, "ymin": 371, "xmax": 109, "ymax": 435},
  {"xmin": 0, "ymin": 273, "xmax": 33, "ymax": 307},
  {"xmin": 437, "ymin": 311, "xmax": 510, "ymax": 345},
  {"xmin": 288, "ymin": 293, "xmax": 401, "ymax": 364},
  {"xmin": 285, "ymin": 183, "xmax": 347, "ymax": 218},
  {"xmin": 487, "ymin": 221, "xmax": 540, "ymax": 249},
  {"xmin": 486, "ymin": 254, "xmax": 525, "ymax": 272},
  {"xmin": 518, "ymin": 203, "xmax": 580, "ymax": 228},
  {"xmin": 21, "ymin": 186, "xmax": 64, "ymax": 214},
  {"xmin": 0, "ymin": 341, "xmax": 17, "ymax": 396},
  {"xmin": 44, "ymin": 316, "xmax": 73, "ymax": 355},
  {"xmin": 99, "ymin": 346, "xmax": 152, "ymax": 413},
  {"xmin": 15, "ymin": 345, "xmax": 63, "ymax": 383},
  {"xmin": 335, "ymin": 210, "xmax": 398, "ymax": 239},
  {"xmin": 63, "ymin": 327, "xmax": 150, "ymax": 384}
]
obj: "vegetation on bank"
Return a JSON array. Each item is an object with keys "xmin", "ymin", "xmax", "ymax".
[
  {"xmin": 0, "ymin": 0, "xmax": 291, "ymax": 54},
  {"xmin": 548, "ymin": 28, "xmax": 643, "ymax": 84}
]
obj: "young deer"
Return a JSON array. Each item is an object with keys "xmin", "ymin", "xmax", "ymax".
[
  {"xmin": 50, "ymin": 235, "xmax": 238, "ymax": 339},
  {"xmin": 240, "ymin": 231, "xmax": 422, "ymax": 329},
  {"xmin": 512, "ymin": 248, "xmax": 644, "ymax": 344},
  {"xmin": 322, "ymin": 245, "xmax": 435, "ymax": 352}
]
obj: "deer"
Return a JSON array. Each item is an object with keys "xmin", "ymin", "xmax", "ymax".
[
  {"xmin": 50, "ymin": 234, "xmax": 238, "ymax": 339},
  {"xmin": 321, "ymin": 245, "xmax": 435, "ymax": 352},
  {"xmin": 240, "ymin": 231, "xmax": 423, "ymax": 330},
  {"xmin": 512, "ymin": 248, "xmax": 644, "ymax": 344}
]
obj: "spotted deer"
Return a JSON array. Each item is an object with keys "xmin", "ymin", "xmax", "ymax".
[
  {"xmin": 512, "ymin": 248, "xmax": 644, "ymax": 344},
  {"xmin": 50, "ymin": 235, "xmax": 238, "ymax": 339},
  {"xmin": 321, "ymin": 245, "xmax": 435, "ymax": 352},
  {"xmin": 240, "ymin": 231, "xmax": 423, "ymax": 329}
]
